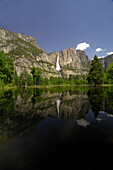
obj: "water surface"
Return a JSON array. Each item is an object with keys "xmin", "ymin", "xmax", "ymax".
[{"xmin": 0, "ymin": 86, "xmax": 113, "ymax": 169}]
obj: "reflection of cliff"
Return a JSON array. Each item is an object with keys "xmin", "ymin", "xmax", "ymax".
[
  {"xmin": 30, "ymin": 92, "xmax": 90, "ymax": 121},
  {"xmin": 0, "ymin": 90, "xmax": 90, "ymax": 144},
  {"xmin": 0, "ymin": 91, "xmax": 59, "ymax": 144},
  {"xmin": 57, "ymin": 93, "xmax": 90, "ymax": 121},
  {"xmin": 1, "ymin": 87, "xmax": 113, "ymax": 144},
  {"xmin": 14, "ymin": 92, "xmax": 90, "ymax": 121}
]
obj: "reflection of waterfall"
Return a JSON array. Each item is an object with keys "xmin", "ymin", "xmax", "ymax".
[
  {"xmin": 56, "ymin": 93, "xmax": 62, "ymax": 117},
  {"xmin": 56, "ymin": 53, "xmax": 62, "ymax": 77},
  {"xmin": 56, "ymin": 99, "xmax": 61, "ymax": 116}
]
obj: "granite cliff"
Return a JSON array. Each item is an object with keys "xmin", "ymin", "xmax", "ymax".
[
  {"xmin": 0, "ymin": 27, "xmax": 91, "ymax": 78},
  {"xmin": 59, "ymin": 48, "xmax": 90, "ymax": 77},
  {"xmin": 99, "ymin": 54, "xmax": 113, "ymax": 71}
]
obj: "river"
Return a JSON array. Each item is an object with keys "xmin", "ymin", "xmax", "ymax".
[{"xmin": 0, "ymin": 86, "xmax": 113, "ymax": 169}]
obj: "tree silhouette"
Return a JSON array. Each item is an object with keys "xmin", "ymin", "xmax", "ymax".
[{"xmin": 87, "ymin": 55, "xmax": 104, "ymax": 86}]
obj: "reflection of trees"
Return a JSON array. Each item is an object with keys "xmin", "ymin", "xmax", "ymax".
[
  {"xmin": 0, "ymin": 89, "xmax": 44, "ymax": 144},
  {"xmin": 87, "ymin": 87, "xmax": 104, "ymax": 118},
  {"xmin": 31, "ymin": 88, "xmax": 44, "ymax": 104},
  {"xmin": 0, "ymin": 90, "xmax": 14, "ymax": 123},
  {"xmin": 105, "ymin": 87, "xmax": 113, "ymax": 113}
]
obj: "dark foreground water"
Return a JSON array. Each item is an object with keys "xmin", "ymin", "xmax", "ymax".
[{"xmin": 0, "ymin": 86, "xmax": 113, "ymax": 169}]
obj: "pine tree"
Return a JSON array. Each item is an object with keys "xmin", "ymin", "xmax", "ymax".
[
  {"xmin": 107, "ymin": 62, "xmax": 113, "ymax": 81},
  {"xmin": 87, "ymin": 55, "xmax": 104, "ymax": 86},
  {"xmin": 0, "ymin": 51, "xmax": 14, "ymax": 84},
  {"xmin": 31, "ymin": 67, "xmax": 42, "ymax": 85}
]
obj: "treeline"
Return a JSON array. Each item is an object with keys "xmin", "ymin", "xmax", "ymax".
[
  {"xmin": 0, "ymin": 51, "xmax": 88, "ymax": 87},
  {"xmin": 10, "ymin": 70, "xmax": 89, "ymax": 87},
  {"xmin": 1, "ymin": 50, "xmax": 113, "ymax": 87}
]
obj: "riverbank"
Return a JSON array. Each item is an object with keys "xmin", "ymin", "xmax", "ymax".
[
  {"xmin": 0, "ymin": 84, "xmax": 91, "ymax": 90},
  {"xmin": 1, "ymin": 84, "xmax": 113, "ymax": 90}
]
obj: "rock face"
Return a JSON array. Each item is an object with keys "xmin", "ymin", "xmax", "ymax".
[
  {"xmin": 59, "ymin": 48, "xmax": 90, "ymax": 77},
  {"xmin": 0, "ymin": 27, "xmax": 40, "ymax": 51},
  {"xmin": 99, "ymin": 54, "xmax": 113, "ymax": 71},
  {"xmin": 0, "ymin": 27, "xmax": 91, "ymax": 78},
  {"xmin": 0, "ymin": 27, "xmax": 58, "ymax": 78}
]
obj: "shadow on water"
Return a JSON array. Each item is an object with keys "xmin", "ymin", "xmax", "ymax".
[
  {"xmin": 87, "ymin": 87, "xmax": 104, "ymax": 118},
  {"xmin": 0, "ymin": 86, "xmax": 113, "ymax": 169}
]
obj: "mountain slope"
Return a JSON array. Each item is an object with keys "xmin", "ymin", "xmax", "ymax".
[
  {"xmin": 0, "ymin": 27, "xmax": 58, "ymax": 78},
  {"xmin": 0, "ymin": 28, "xmax": 91, "ymax": 78}
]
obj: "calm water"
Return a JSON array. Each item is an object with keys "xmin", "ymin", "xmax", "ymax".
[{"xmin": 0, "ymin": 86, "xmax": 113, "ymax": 169}]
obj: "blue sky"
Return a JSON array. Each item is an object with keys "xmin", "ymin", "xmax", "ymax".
[{"xmin": 0, "ymin": 0, "xmax": 113, "ymax": 59}]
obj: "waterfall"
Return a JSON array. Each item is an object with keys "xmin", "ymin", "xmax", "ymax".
[
  {"xmin": 56, "ymin": 53, "xmax": 61, "ymax": 71},
  {"xmin": 56, "ymin": 53, "xmax": 62, "ymax": 77}
]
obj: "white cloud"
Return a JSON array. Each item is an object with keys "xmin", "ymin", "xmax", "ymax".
[
  {"xmin": 98, "ymin": 56, "xmax": 105, "ymax": 59},
  {"xmin": 76, "ymin": 42, "xmax": 90, "ymax": 51},
  {"xmin": 95, "ymin": 48, "xmax": 103, "ymax": 52},
  {"xmin": 107, "ymin": 52, "xmax": 113, "ymax": 55}
]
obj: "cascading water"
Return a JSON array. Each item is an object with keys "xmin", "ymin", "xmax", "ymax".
[
  {"xmin": 56, "ymin": 53, "xmax": 61, "ymax": 71},
  {"xmin": 56, "ymin": 53, "xmax": 62, "ymax": 77}
]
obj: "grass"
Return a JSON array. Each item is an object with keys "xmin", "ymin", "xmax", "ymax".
[
  {"xmin": 101, "ymin": 84, "xmax": 113, "ymax": 87},
  {"xmin": 0, "ymin": 86, "xmax": 17, "ymax": 90}
]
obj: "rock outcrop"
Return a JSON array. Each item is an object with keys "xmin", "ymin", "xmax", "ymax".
[
  {"xmin": 99, "ymin": 54, "xmax": 113, "ymax": 71},
  {"xmin": 0, "ymin": 27, "xmax": 91, "ymax": 78},
  {"xmin": 59, "ymin": 48, "xmax": 90, "ymax": 77}
]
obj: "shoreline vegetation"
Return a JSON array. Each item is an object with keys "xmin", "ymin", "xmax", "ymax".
[
  {"xmin": 1, "ymin": 84, "xmax": 113, "ymax": 90},
  {"xmin": 1, "ymin": 51, "xmax": 113, "ymax": 89}
]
